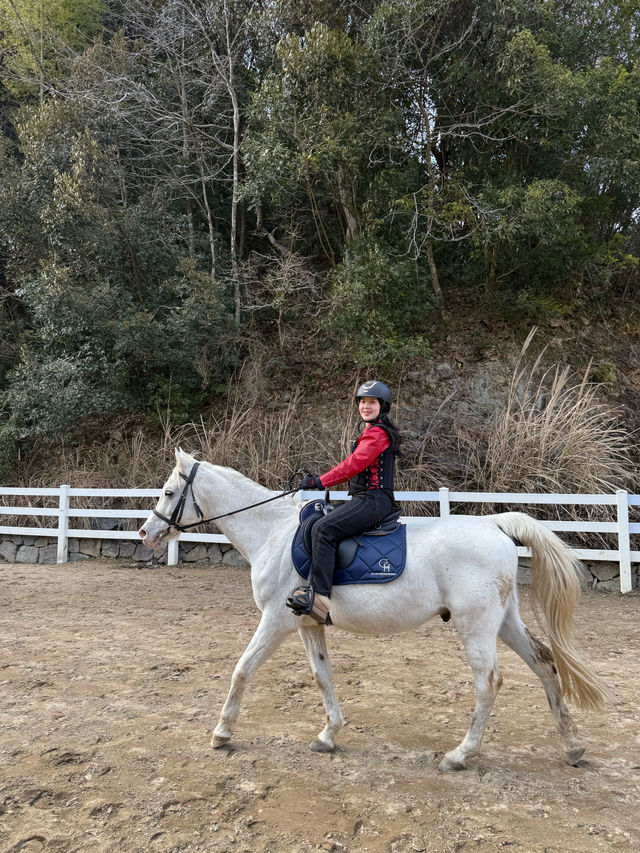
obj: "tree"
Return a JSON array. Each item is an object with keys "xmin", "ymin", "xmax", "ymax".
[
  {"xmin": 0, "ymin": 0, "xmax": 103, "ymax": 102},
  {"xmin": 244, "ymin": 21, "xmax": 404, "ymax": 259},
  {"xmin": 62, "ymin": 0, "xmax": 258, "ymax": 325},
  {"xmin": 0, "ymin": 0, "xmax": 638, "ymax": 469},
  {"xmin": 0, "ymin": 91, "xmax": 238, "ymax": 450}
]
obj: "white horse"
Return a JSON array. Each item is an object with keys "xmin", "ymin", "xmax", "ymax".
[{"xmin": 139, "ymin": 449, "xmax": 608, "ymax": 770}]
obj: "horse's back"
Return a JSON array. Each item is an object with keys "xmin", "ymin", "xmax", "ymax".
[{"xmin": 410, "ymin": 514, "xmax": 517, "ymax": 565}]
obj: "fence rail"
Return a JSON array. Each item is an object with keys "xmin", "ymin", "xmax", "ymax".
[{"xmin": 0, "ymin": 486, "xmax": 638, "ymax": 593}]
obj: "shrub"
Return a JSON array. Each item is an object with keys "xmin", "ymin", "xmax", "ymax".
[{"xmin": 326, "ymin": 238, "xmax": 433, "ymax": 364}]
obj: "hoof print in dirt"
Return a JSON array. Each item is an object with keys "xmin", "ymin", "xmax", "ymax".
[{"xmin": 8, "ymin": 836, "xmax": 47, "ymax": 852}]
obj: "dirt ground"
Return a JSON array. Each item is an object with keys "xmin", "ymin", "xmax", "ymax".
[{"xmin": 0, "ymin": 561, "xmax": 638, "ymax": 853}]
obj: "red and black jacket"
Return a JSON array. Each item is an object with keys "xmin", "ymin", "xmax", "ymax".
[{"xmin": 319, "ymin": 421, "xmax": 396, "ymax": 499}]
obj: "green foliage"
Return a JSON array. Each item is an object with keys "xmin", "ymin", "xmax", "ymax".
[
  {"xmin": 476, "ymin": 179, "xmax": 584, "ymax": 291},
  {"xmin": 590, "ymin": 361, "xmax": 618, "ymax": 385},
  {"xmin": 244, "ymin": 21, "xmax": 404, "ymax": 252},
  {"xmin": 327, "ymin": 238, "xmax": 432, "ymax": 364},
  {"xmin": 0, "ymin": 99, "xmax": 239, "ymax": 448},
  {"xmin": 0, "ymin": 0, "xmax": 104, "ymax": 97},
  {"xmin": 509, "ymin": 290, "xmax": 575, "ymax": 324},
  {"xmin": 0, "ymin": 421, "xmax": 18, "ymax": 481},
  {"xmin": 3, "ymin": 353, "xmax": 122, "ymax": 439},
  {"xmin": 499, "ymin": 28, "xmax": 572, "ymax": 114}
]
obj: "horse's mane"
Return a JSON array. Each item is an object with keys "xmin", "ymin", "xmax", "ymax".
[
  {"xmin": 176, "ymin": 451, "xmax": 274, "ymax": 492},
  {"xmin": 173, "ymin": 450, "xmax": 301, "ymax": 518}
]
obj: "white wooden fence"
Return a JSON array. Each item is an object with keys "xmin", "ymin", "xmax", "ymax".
[{"xmin": 0, "ymin": 486, "xmax": 638, "ymax": 592}]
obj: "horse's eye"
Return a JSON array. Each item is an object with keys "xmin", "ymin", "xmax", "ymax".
[{"xmin": 164, "ymin": 489, "xmax": 174, "ymax": 498}]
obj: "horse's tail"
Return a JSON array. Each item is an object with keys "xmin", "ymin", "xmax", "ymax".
[{"xmin": 491, "ymin": 511, "xmax": 609, "ymax": 711}]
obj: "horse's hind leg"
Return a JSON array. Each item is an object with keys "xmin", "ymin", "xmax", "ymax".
[
  {"xmin": 298, "ymin": 624, "xmax": 344, "ymax": 753},
  {"xmin": 498, "ymin": 599, "xmax": 584, "ymax": 764},
  {"xmin": 440, "ymin": 620, "xmax": 503, "ymax": 771},
  {"xmin": 212, "ymin": 612, "xmax": 291, "ymax": 747}
]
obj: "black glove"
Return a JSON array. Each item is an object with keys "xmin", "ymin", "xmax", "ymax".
[{"xmin": 299, "ymin": 473, "xmax": 323, "ymax": 490}]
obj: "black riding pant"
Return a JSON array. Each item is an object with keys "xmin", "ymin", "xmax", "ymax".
[{"xmin": 310, "ymin": 491, "xmax": 395, "ymax": 596}]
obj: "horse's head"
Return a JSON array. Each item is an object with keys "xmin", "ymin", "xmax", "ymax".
[{"xmin": 138, "ymin": 448, "xmax": 202, "ymax": 550}]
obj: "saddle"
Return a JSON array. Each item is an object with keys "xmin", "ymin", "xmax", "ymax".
[{"xmin": 291, "ymin": 499, "xmax": 407, "ymax": 586}]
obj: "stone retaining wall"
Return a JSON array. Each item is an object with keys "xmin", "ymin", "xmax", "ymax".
[
  {"xmin": 0, "ymin": 536, "xmax": 637, "ymax": 589},
  {"xmin": 0, "ymin": 535, "xmax": 249, "ymax": 568},
  {"xmin": 514, "ymin": 558, "xmax": 639, "ymax": 591}
]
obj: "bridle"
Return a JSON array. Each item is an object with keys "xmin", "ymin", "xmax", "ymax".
[
  {"xmin": 152, "ymin": 462, "xmax": 301, "ymax": 533},
  {"xmin": 152, "ymin": 461, "xmax": 204, "ymax": 532}
]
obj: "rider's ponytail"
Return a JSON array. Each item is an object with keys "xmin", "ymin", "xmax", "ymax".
[{"xmin": 379, "ymin": 412, "xmax": 403, "ymax": 456}]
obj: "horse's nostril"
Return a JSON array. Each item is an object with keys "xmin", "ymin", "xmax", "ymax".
[{"xmin": 139, "ymin": 528, "xmax": 146, "ymax": 539}]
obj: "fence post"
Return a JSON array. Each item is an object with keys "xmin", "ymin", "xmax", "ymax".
[
  {"xmin": 167, "ymin": 537, "xmax": 179, "ymax": 566},
  {"xmin": 57, "ymin": 484, "xmax": 70, "ymax": 564},
  {"xmin": 616, "ymin": 489, "xmax": 632, "ymax": 593},
  {"xmin": 439, "ymin": 487, "xmax": 450, "ymax": 519}
]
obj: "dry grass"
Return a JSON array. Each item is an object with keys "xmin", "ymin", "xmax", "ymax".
[
  {"xmin": 463, "ymin": 330, "xmax": 636, "ymax": 496},
  {"xmin": 0, "ymin": 386, "xmax": 330, "ymax": 530},
  {"xmin": 459, "ymin": 330, "xmax": 638, "ymax": 548}
]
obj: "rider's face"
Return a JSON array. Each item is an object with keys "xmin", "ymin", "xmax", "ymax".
[{"xmin": 359, "ymin": 396, "xmax": 381, "ymax": 422}]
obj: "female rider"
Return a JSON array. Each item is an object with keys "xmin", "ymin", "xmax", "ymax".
[{"xmin": 286, "ymin": 380, "xmax": 402, "ymax": 624}]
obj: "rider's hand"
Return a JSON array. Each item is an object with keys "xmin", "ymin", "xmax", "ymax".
[{"xmin": 299, "ymin": 474, "xmax": 323, "ymax": 490}]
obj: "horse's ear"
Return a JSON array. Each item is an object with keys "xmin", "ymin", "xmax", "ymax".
[{"xmin": 175, "ymin": 447, "xmax": 185, "ymax": 472}]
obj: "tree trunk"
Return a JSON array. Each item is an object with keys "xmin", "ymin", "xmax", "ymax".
[
  {"xmin": 426, "ymin": 240, "xmax": 442, "ymax": 301},
  {"xmin": 200, "ymin": 170, "xmax": 216, "ymax": 284},
  {"xmin": 336, "ymin": 165, "xmax": 359, "ymax": 243},
  {"xmin": 226, "ymin": 6, "xmax": 242, "ymax": 326},
  {"xmin": 417, "ymin": 87, "xmax": 443, "ymax": 302},
  {"xmin": 176, "ymin": 53, "xmax": 196, "ymax": 260}
]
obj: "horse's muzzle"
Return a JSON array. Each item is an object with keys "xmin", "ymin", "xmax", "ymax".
[{"xmin": 138, "ymin": 514, "xmax": 170, "ymax": 550}]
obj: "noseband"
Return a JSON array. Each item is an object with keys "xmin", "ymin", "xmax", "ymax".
[{"xmin": 152, "ymin": 463, "xmax": 302, "ymax": 534}]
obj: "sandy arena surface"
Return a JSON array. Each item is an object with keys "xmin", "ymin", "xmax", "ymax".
[{"xmin": 0, "ymin": 560, "xmax": 638, "ymax": 853}]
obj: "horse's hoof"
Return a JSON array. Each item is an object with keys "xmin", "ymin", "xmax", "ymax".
[
  {"xmin": 566, "ymin": 747, "xmax": 585, "ymax": 766},
  {"xmin": 211, "ymin": 735, "xmax": 231, "ymax": 748},
  {"xmin": 309, "ymin": 738, "xmax": 334, "ymax": 753},
  {"xmin": 438, "ymin": 755, "xmax": 466, "ymax": 772}
]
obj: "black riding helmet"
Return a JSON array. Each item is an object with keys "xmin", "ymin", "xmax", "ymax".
[{"xmin": 355, "ymin": 380, "xmax": 393, "ymax": 414}]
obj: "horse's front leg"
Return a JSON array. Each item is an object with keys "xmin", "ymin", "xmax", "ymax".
[
  {"xmin": 298, "ymin": 623, "xmax": 344, "ymax": 753},
  {"xmin": 212, "ymin": 611, "xmax": 292, "ymax": 747}
]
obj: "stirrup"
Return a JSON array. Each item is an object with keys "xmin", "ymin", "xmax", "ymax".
[
  {"xmin": 286, "ymin": 586, "xmax": 330, "ymax": 625},
  {"xmin": 286, "ymin": 585, "xmax": 315, "ymax": 614}
]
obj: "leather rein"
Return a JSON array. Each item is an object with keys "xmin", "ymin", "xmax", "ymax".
[{"xmin": 152, "ymin": 462, "xmax": 300, "ymax": 533}]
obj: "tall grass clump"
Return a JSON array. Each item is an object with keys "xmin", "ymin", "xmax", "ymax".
[
  {"xmin": 166, "ymin": 389, "xmax": 325, "ymax": 488},
  {"xmin": 461, "ymin": 330, "xmax": 637, "ymax": 550},
  {"xmin": 1, "ymin": 388, "xmax": 327, "ymax": 531},
  {"xmin": 464, "ymin": 330, "xmax": 636, "ymax": 496}
]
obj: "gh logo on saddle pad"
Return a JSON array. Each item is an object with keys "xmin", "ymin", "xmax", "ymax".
[{"xmin": 291, "ymin": 499, "xmax": 407, "ymax": 585}]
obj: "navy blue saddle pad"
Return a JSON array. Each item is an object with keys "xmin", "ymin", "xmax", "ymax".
[{"xmin": 291, "ymin": 499, "xmax": 407, "ymax": 585}]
